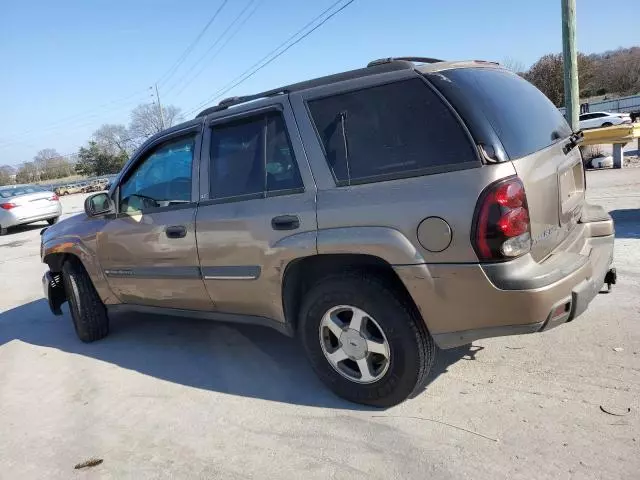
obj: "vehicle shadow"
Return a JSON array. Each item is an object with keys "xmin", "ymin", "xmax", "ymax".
[
  {"xmin": 0, "ymin": 299, "xmax": 474, "ymax": 410},
  {"xmin": 610, "ymin": 209, "xmax": 640, "ymax": 239},
  {"xmin": 4, "ymin": 222, "xmax": 48, "ymax": 236}
]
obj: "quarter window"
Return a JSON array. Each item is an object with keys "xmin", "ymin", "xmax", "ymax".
[
  {"xmin": 307, "ymin": 78, "xmax": 478, "ymax": 185},
  {"xmin": 119, "ymin": 135, "xmax": 195, "ymax": 213},
  {"xmin": 209, "ymin": 111, "xmax": 303, "ymax": 200}
]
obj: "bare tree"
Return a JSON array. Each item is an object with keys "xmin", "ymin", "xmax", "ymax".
[
  {"xmin": 16, "ymin": 162, "xmax": 38, "ymax": 183},
  {"xmin": 32, "ymin": 149, "xmax": 64, "ymax": 181},
  {"xmin": 0, "ymin": 165, "xmax": 14, "ymax": 186},
  {"xmin": 502, "ymin": 57, "xmax": 525, "ymax": 74},
  {"xmin": 522, "ymin": 53, "xmax": 594, "ymax": 106},
  {"xmin": 93, "ymin": 124, "xmax": 134, "ymax": 157},
  {"xmin": 129, "ymin": 103, "xmax": 182, "ymax": 141}
]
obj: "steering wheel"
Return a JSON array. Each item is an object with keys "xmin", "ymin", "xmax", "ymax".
[{"xmin": 121, "ymin": 193, "xmax": 159, "ymax": 213}]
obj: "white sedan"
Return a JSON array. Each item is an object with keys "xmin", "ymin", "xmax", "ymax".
[
  {"xmin": 0, "ymin": 184, "xmax": 62, "ymax": 235},
  {"xmin": 579, "ymin": 111, "xmax": 631, "ymax": 130}
]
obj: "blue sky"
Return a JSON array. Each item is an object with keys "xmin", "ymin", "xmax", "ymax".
[{"xmin": 1, "ymin": 0, "xmax": 638, "ymax": 166}]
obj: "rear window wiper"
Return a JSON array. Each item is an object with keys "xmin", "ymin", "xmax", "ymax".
[{"xmin": 562, "ymin": 130, "xmax": 584, "ymax": 154}]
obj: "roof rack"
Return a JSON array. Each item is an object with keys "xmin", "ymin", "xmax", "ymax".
[
  {"xmin": 367, "ymin": 56, "xmax": 445, "ymax": 67},
  {"xmin": 196, "ymin": 87, "xmax": 288, "ymax": 118},
  {"xmin": 195, "ymin": 56, "xmax": 441, "ymax": 118}
]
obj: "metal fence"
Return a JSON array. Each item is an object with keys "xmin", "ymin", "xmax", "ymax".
[{"xmin": 559, "ymin": 94, "xmax": 640, "ymax": 115}]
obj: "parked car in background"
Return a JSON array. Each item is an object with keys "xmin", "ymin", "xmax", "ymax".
[
  {"xmin": 579, "ymin": 111, "xmax": 631, "ymax": 129},
  {"xmin": 41, "ymin": 57, "xmax": 616, "ymax": 406},
  {"xmin": 59, "ymin": 183, "xmax": 83, "ymax": 196},
  {"xmin": 0, "ymin": 184, "xmax": 61, "ymax": 235}
]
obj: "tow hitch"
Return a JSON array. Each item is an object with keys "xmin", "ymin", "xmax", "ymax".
[{"xmin": 604, "ymin": 268, "xmax": 617, "ymax": 292}]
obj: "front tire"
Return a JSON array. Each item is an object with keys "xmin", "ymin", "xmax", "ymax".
[
  {"xmin": 62, "ymin": 259, "xmax": 109, "ymax": 342},
  {"xmin": 299, "ymin": 273, "xmax": 435, "ymax": 407},
  {"xmin": 602, "ymin": 122, "xmax": 613, "ymax": 127}
]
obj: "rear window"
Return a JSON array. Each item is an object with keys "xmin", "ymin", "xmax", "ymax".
[
  {"xmin": 0, "ymin": 185, "xmax": 45, "ymax": 198},
  {"xmin": 440, "ymin": 68, "xmax": 572, "ymax": 159},
  {"xmin": 307, "ymin": 78, "xmax": 478, "ymax": 185}
]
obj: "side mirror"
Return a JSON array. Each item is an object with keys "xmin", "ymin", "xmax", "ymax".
[{"xmin": 85, "ymin": 192, "xmax": 114, "ymax": 217}]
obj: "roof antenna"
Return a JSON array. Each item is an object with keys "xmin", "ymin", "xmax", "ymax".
[{"xmin": 338, "ymin": 111, "xmax": 352, "ymax": 187}]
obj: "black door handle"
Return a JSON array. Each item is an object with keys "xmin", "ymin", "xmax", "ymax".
[
  {"xmin": 165, "ymin": 225, "xmax": 187, "ymax": 238},
  {"xmin": 271, "ymin": 215, "xmax": 300, "ymax": 231}
]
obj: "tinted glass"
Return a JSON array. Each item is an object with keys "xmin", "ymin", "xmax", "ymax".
[
  {"xmin": 120, "ymin": 135, "xmax": 194, "ymax": 213},
  {"xmin": 265, "ymin": 114, "xmax": 303, "ymax": 192},
  {"xmin": 308, "ymin": 78, "xmax": 477, "ymax": 184},
  {"xmin": 0, "ymin": 185, "xmax": 45, "ymax": 198},
  {"xmin": 441, "ymin": 68, "xmax": 572, "ymax": 159},
  {"xmin": 210, "ymin": 117, "xmax": 264, "ymax": 200},
  {"xmin": 210, "ymin": 112, "xmax": 303, "ymax": 200}
]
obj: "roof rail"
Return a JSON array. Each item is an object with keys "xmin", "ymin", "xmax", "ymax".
[
  {"xmin": 195, "ymin": 88, "xmax": 287, "ymax": 118},
  {"xmin": 194, "ymin": 58, "xmax": 420, "ymax": 118},
  {"xmin": 367, "ymin": 56, "xmax": 445, "ymax": 67}
]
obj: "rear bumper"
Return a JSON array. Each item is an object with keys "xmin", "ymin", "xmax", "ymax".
[
  {"xmin": 2, "ymin": 205, "xmax": 62, "ymax": 228},
  {"xmin": 395, "ymin": 206, "xmax": 615, "ymax": 349}
]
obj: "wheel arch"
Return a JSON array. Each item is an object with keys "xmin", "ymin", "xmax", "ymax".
[
  {"xmin": 281, "ymin": 253, "xmax": 422, "ymax": 334},
  {"xmin": 42, "ymin": 238, "xmax": 119, "ymax": 305}
]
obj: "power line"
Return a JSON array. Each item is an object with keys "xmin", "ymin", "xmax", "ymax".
[
  {"xmin": 0, "ymin": 90, "xmax": 148, "ymax": 147},
  {"xmin": 167, "ymin": 0, "xmax": 262, "ymax": 99},
  {"xmin": 156, "ymin": 0, "xmax": 229, "ymax": 87},
  {"xmin": 3, "ymin": 2, "xmax": 230, "ymax": 148},
  {"xmin": 184, "ymin": 0, "xmax": 356, "ymax": 117}
]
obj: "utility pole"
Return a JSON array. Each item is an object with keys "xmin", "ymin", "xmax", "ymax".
[
  {"xmin": 561, "ymin": 0, "xmax": 579, "ymax": 130},
  {"xmin": 154, "ymin": 83, "xmax": 166, "ymax": 130}
]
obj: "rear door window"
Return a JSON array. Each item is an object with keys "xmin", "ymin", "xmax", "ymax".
[
  {"xmin": 307, "ymin": 78, "xmax": 478, "ymax": 185},
  {"xmin": 209, "ymin": 111, "xmax": 303, "ymax": 201},
  {"xmin": 439, "ymin": 68, "xmax": 572, "ymax": 159},
  {"xmin": 0, "ymin": 186, "xmax": 45, "ymax": 198}
]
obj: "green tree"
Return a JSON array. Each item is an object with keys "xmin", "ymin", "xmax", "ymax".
[{"xmin": 76, "ymin": 141, "xmax": 128, "ymax": 176}]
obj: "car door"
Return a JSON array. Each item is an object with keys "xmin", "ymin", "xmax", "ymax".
[
  {"xmin": 195, "ymin": 101, "xmax": 317, "ymax": 323},
  {"xmin": 97, "ymin": 123, "xmax": 214, "ymax": 311},
  {"xmin": 590, "ymin": 113, "xmax": 608, "ymax": 128}
]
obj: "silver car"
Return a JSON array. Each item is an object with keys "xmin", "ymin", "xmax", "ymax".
[{"xmin": 0, "ymin": 184, "xmax": 62, "ymax": 235}]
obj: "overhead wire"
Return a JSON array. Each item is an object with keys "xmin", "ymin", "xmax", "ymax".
[
  {"xmin": 156, "ymin": 0, "xmax": 230, "ymax": 87},
  {"xmin": 0, "ymin": 89, "xmax": 149, "ymax": 147},
  {"xmin": 168, "ymin": 0, "xmax": 263, "ymax": 99},
  {"xmin": 184, "ymin": 0, "xmax": 356, "ymax": 117}
]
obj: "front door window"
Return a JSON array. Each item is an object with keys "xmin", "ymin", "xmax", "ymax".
[{"xmin": 120, "ymin": 135, "xmax": 195, "ymax": 213}]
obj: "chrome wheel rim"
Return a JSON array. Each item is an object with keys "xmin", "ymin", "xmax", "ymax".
[{"xmin": 319, "ymin": 305, "xmax": 390, "ymax": 384}]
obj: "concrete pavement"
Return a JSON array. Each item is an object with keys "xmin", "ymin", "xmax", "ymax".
[{"xmin": 1, "ymin": 172, "xmax": 639, "ymax": 479}]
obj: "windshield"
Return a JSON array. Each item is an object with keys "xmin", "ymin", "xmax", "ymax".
[
  {"xmin": 0, "ymin": 185, "xmax": 45, "ymax": 198},
  {"xmin": 440, "ymin": 68, "xmax": 573, "ymax": 159}
]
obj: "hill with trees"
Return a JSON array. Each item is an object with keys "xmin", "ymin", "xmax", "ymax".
[{"xmin": 522, "ymin": 46, "xmax": 640, "ymax": 107}]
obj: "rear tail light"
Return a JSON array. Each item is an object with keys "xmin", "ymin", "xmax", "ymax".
[
  {"xmin": 0, "ymin": 202, "xmax": 17, "ymax": 210},
  {"xmin": 472, "ymin": 176, "xmax": 531, "ymax": 261},
  {"xmin": 50, "ymin": 194, "xmax": 59, "ymax": 201}
]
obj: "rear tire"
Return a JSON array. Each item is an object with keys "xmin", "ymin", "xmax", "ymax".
[
  {"xmin": 62, "ymin": 259, "xmax": 109, "ymax": 342},
  {"xmin": 47, "ymin": 217, "xmax": 59, "ymax": 226},
  {"xmin": 0, "ymin": 225, "xmax": 7, "ymax": 236},
  {"xmin": 602, "ymin": 122, "xmax": 613, "ymax": 127},
  {"xmin": 298, "ymin": 273, "xmax": 435, "ymax": 407}
]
